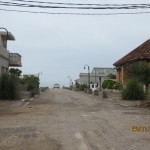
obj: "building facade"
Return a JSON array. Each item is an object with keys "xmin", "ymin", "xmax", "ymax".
[
  {"xmin": 79, "ymin": 67, "xmax": 116, "ymax": 88},
  {"xmin": 0, "ymin": 31, "xmax": 22, "ymax": 74}
]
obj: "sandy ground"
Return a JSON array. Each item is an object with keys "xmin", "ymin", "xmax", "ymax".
[{"xmin": 0, "ymin": 89, "xmax": 150, "ymax": 150}]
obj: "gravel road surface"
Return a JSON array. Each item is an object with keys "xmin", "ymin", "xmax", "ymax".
[{"xmin": 0, "ymin": 89, "xmax": 150, "ymax": 150}]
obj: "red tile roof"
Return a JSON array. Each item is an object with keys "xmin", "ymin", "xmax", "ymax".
[{"xmin": 113, "ymin": 39, "xmax": 150, "ymax": 66}]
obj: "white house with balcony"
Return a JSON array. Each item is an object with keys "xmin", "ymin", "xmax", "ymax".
[{"xmin": 0, "ymin": 31, "xmax": 22, "ymax": 74}]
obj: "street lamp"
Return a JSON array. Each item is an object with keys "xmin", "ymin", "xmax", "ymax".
[
  {"xmin": 84, "ymin": 64, "xmax": 90, "ymax": 89},
  {"xmin": 0, "ymin": 27, "xmax": 8, "ymax": 48}
]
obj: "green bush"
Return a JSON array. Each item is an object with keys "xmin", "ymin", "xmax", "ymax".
[
  {"xmin": 122, "ymin": 78, "xmax": 145, "ymax": 100},
  {"xmin": 112, "ymin": 82, "xmax": 123, "ymax": 90},
  {"xmin": 75, "ymin": 83, "xmax": 80, "ymax": 89},
  {"xmin": 102, "ymin": 80, "xmax": 121, "ymax": 90},
  {"xmin": 108, "ymin": 73, "xmax": 116, "ymax": 79},
  {"xmin": 75, "ymin": 83, "xmax": 87, "ymax": 91},
  {"xmin": 79, "ymin": 84, "xmax": 87, "ymax": 91},
  {"xmin": 0, "ymin": 73, "xmax": 20, "ymax": 100},
  {"xmin": 22, "ymin": 75, "xmax": 39, "ymax": 91}
]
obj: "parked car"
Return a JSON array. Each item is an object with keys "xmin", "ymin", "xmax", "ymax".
[{"xmin": 53, "ymin": 84, "xmax": 60, "ymax": 89}]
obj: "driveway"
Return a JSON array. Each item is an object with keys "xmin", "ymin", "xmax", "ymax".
[{"xmin": 0, "ymin": 89, "xmax": 150, "ymax": 150}]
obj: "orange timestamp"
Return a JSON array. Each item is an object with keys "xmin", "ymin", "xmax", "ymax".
[{"xmin": 132, "ymin": 126, "xmax": 150, "ymax": 132}]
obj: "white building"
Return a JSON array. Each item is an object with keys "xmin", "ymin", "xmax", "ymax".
[
  {"xmin": 79, "ymin": 67, "xmax": 116, "ymax": 90},
  {"xmin": 0, "ymin": 31, "xmax": 22, "ymax": 74}
]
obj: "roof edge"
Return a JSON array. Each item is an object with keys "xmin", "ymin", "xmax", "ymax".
[
  {"xmin": 0, "ymin": 31, "xmax": 15, "ymax": 40},
  {"xmin": 113, "ymin": 39, "xmax": 150, "ymax": 66}
]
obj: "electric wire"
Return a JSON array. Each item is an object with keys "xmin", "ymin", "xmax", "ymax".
[
  {"xmin": 0, "ymin": 0, "xmax": 150, "ymax": 15},
  {"xmin": 0, "ymin": 1, "xmax": 150, "ymax": 9},
  {"xmin": 0, "ymin": 8, "xmax": 150, "ymax": 16},
  {"xmin": 8, "ymin": 0, "xmax": 150, "ymax": 7}
]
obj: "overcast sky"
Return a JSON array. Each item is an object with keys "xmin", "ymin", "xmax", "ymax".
[{"xmin": 0, "ymin": 0, "xmax": 150, "ymax": 87}]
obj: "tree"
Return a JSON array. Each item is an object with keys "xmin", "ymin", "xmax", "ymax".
[
  {"xmin": 22, "ymin": 75, "xmax": 39, "ymax": 91},
  {"xmin": 108, "ymin": 73, "xmax": 116, "ymax": 79},
  {"xmin": 9, "ymin": 68, "xmax": 22, "ymax": 77}
]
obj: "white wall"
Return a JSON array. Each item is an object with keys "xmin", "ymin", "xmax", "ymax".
[{"xmin": 0, "ymin": 39, "xmax": 9, "ymax": 74}]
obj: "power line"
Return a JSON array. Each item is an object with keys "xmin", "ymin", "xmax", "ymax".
[
  {"xmin": 1, "ymin": 0, "xmax": 150, "ymax": 16},
  {"xmin": 9, "ymin": 0, "xmax": 150, "ymax": 7},
  {"xmin": 0, "ymin": 1, "xmax": 150, "ymax": 9},
  {"xmin": 0, "ymin": 8, "xmax": 150, "ymax": 16}
]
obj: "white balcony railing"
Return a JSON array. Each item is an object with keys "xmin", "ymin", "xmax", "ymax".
[{"xmin": 9, "ymin": 53, "xmax": 22, "ymax": 67}]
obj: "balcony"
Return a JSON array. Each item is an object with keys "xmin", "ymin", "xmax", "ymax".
[{"xmin": 9, "ymin": 53, "xmax": 22, "ymax": 67}]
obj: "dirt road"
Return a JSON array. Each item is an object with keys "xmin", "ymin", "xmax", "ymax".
[{"xmin": 0, "ymin": 89, "xmax": 150, "ymax": 150}]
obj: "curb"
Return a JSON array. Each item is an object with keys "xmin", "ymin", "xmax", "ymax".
[{"xmin": 22, "ymin": 94, "xmax": 38, "ymax": 107}]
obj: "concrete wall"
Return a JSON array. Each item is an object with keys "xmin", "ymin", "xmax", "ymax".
[
  {"xmin": 0, "ymin": 44, "xmax": 9, "ymax": 74},
  {"xmin": 92, "ymin": 68, "xmax": 116, "ymax": 76},
  {"xmin": 79, "ymin": 73, "xmax": 100, "ymax": 84},
  {"xmin": 0, "ymin": 36, "xmax": 5, "ymax": 48},
  {"xmin": 79, "ymin": 73, "xmax": 110, "ymax": 84}
]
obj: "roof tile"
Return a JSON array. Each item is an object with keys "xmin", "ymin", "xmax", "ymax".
[{"xmin": 113, "ymin": 39, "xmax": 150, "ymax": 66}]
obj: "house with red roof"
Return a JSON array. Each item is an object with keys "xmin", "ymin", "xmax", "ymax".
[{"xmin": 113, "ymin": 39, "xmax": 150, "ymax": 84}]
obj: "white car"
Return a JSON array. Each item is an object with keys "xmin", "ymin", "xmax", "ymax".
[{"xmin": 53, "ymin": 84, "xmax": 60, "ymax": 89}]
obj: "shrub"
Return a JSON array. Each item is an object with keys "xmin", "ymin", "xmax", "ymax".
[
  {"xmin": 125, "ymin": 61, "xmax": 150, "ymax": 95},
  {"xmin": 102, "ymin": 80, "xmax": 121, "ymax": 90},
  {"xmin": 75, "ymin": 83, "xmax": 87, "ymax": 91},
  {"xmin": 9, "ymin": 68, "xmax": 22, "ymax": 77},
  {"xmin": 22, "ymin": 75, "xmax": 39, "ymax": 91},
  {"xmin": 75, "ymin": 83, "xmax": 80, "ymax": 89},
  {"xmin": 108, "ymin": 73, "xmax": 116, "ymax": 79},
  {"xmin": 122, "ymin": 78, "xmax": 145, "ymax": 100},
  {"xmin": 79, "ymin": 84, "xmax": 87, "ymax": 91},
  {"xmin": 112, "ymin": 82, "xmax": 123, "ymax": 90},
  {"xmin": 0, "ymin": 73, "xmax": 20, "ymax": 100}
]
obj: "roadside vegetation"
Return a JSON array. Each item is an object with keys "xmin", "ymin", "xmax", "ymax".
[
  {"xmin": 102, "ymin": 73, "xmax": 122, "ymax": 90},
  {"xmin": 122, "ymin": 78, "xmax": 145, "ymax": 100},
  {"xmin": 20, "ymin": 75, "xmax": 39, "ymax": 97},
  {"xmin": 9, "ymin": 68, "xmax": 22, "ymax": 77},
  {"xmin": 20, "ymin": 75, "xmax": 39, "ymax": 91},
  {"xmin": 0, "ymin": 68, "xmax": 41, "ymax": 100},
  {"xmin": 76, "ymin": 83, "xmax": 87, "ymax": 91},
  {"xmin": 0, "ymin": 73, "xmax": 20, "ymax": 100},
  {"xmin": 122, "ymin": 61, "xmax": 150, "ymax": 100},
  {"xmin": 102, "ymin": 80, "xmax": 122, "ymax": 90}
]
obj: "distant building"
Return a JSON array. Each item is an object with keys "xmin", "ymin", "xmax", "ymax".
[
  {"xmin": 0, "ymin": 31, "xmax": 22, "ymax": 74},
  {"xmin": 79, "ymin": 67, "xmax": 116, "ymax": 89},
  {"xmin": 113, "ymin": 39, "xmax": 150, "ymax": 84},
  {"xmin": 74, "ymin": 79, "xmax": 79, "ymax": 84}
]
